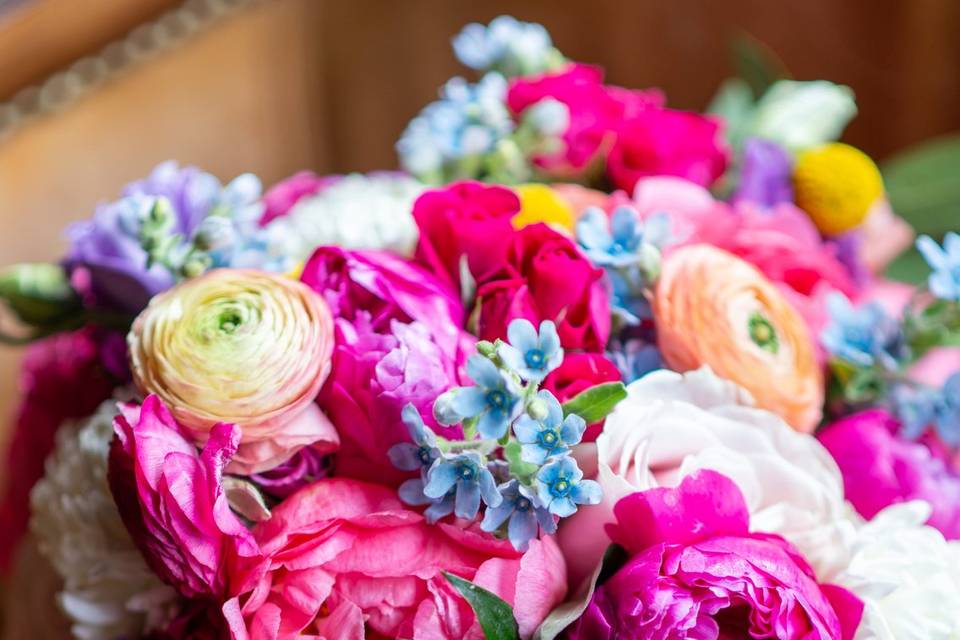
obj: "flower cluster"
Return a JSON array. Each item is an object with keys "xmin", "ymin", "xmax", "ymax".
[{"xmin": 389, "ymin": 319, "xmax": 603, "ymax": 551}]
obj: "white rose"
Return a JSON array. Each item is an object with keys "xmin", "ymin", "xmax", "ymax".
[
  {"xmin": 30, "ymin": 396, "xmax": 178, "ymax": 640},
  {"xmin": 264, "ymin": 172, "xmax": 423, "ymax": 260},
  {"xmin": 559, "ymin": 367, "xmax": 859, "ymax": 588},
  {"xmin": 835, "ymin": 502, "xmax": 960, "ymax": 640}
]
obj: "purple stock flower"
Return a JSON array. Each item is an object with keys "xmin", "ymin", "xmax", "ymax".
[
  {"xmin": 248, "ymin": 446, "xmax": 331, "ymax": 499},
  {"xmin": 732, "ymin": 137, "xmax": 794, "ymax": 208}
]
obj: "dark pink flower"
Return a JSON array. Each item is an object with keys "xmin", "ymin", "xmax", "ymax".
[
  {"xmin": 0, "ymin": 329, "xmax": 116, "ymax": 573},
  {"xmin": 567, "ymin": 470, "xmax": 862, "ymax": 640},
  {"xmin": 412, "ymin": 181, "xmax": 520, "ymax": 291},
  {"xmin": 541, "ymin": 353, "xmax": 621, "ymax": 441},
  {"xmin": 259, "ymin": 171, "xmax": 339, "ymax": 226},
  {"xmin": 818, "ymin": 409, "xmax": 960, "ymax": 539}
]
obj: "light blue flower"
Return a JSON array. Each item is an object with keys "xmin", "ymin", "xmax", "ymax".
[
  {"xmin": 424, "ymin": 451, "xmax": 502, "ymax": 520},
  {"xmin": 609, "ymin": 338, "xmax": 663, "ymax": 383},
  {"xmin": 934, "ymin": 372, "xmax": 960, "ymax": 446},
  {"xmin": 576, "ymin": 207, "xmax": 668, "ymax": 268},
  {"xmin": 536, "ymin": 455, "xmax": 601, "ymax": 518},
  {"xmin": 451, "ymin": 355, "xmax": 523, "ymax": 439},
  {"xmin": 481, "ymin": 480, "xmax": 556, "ymax": 551},
  {"xmin": 398, "ymin": 478, "xmax": 456, "ymax": 524},
  {"xmin": 821, "ymin": 293, "xmax": 905, "ymax": 368},
  {"xmin": 917, "ymin": 233, "xmax": 960, "ymax": 301},
  {"xmin": 892, "ymin": 383, "xmax": 940, "ymax": 440},
  {"xmin": 513, "ymin": 391, "xmax": 585, "ymax": 465},
  {"xmin": 453, "ymin": 16, "xmax": 558, "ymax": 77},
  {"xmin": 498, "ymin": 319, "xmax": 563, "ymax": 382},
  {"xmin": 388, "ymin": 404, "xmax": 440, "ymax": 472}
]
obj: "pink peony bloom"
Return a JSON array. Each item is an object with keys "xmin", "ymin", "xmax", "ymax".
[
  {"xmin": 259, "ymin": 171, "xmax": 340, "ymax": 226},
  {"xmin": 300, "ymin": 246, "xmax": 469, "ymax": 360},
  {"xmin": 566, "ymin": 470, "xmax": 862, "ymax": 640},
  {"xmin": 818, "ymin": 409, "xmax": 960, "ymax": 539},
  {"xmin": 319, "ymin": 314, "xmax": 468, "ymax": 487},
  {"xmin": 108, "ymin": 395, "xmax": 264, "ymax": 600},
  {"xmin": 606, "ymin": 109, "xmax": 728, "ymax": 193},
  {"xmin": 412, "ymin": 181, "xmax": 521, "ymax": 291},
  {"xmin": 224, "ymin": 478, "xmax": 567, "ymax": 640},
  {"xmin": 0, "ymin": 329, "xmax": 117, "ymax": 573},
  {"xmin": 475, "ymin": 223, "xmax": 610, "ymax": 351},
  {"xmin": 507, "ymin": 64, "xmax": 664, "ymax": 172}
]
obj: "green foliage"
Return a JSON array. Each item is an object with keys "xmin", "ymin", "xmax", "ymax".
[
  {"xmin": 560, "ymin": 382, "xmax": 627, "ymax": 424},
  {"xmin": 444, "ymin": 572, "xmax": 519, "ymax": 640}
]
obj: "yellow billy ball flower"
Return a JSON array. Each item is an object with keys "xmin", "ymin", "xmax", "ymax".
[
  {"xmin": 793, "ymin": 142, "xmax": 884, "ymax": 236},
  {"xmin": 128, "ymin": 268, "xmax": 338, "ymax": 474},
  {"xmin": 511, "ymin": 184, "xmax": 576, "ymax": 234}
]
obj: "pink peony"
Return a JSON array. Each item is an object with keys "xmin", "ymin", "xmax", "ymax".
[
  {"xmin": 108, "ymin": 395, "xmax": 264, "ymax": 599},
  {"xmin": 259, "ymin": 171, "xmax": 339, "ymax": 226},
  {"xmin": 606, "ymin": 109, "xmax": 728, "ymax": 193},
  {"xmin": 507, "ymin": 64, "xmax": 664, "ymax": 172},
  {"xmin": 224, "ymin": 478, "xmax": 567, "ymax": 640},
  {"xmin": 300, "ymin": 246, "xmax": 469, "ymax": 360},
  {"xmin": 319, "ymin": 314, "xmax": 468, "ymax": 487},
  {"xmin": 566, "ymin": 470, "xmax": 862, "ymax": 640},
  {"xmin": 818, "ymin": 409, "xmax": 960, "ymax": 539},
  {"xmin": 475, "ymin": 223, "xmax": 610, "ymax": 351},
  {"xmin": 0, "ymin": 329, "xmax": 117, "ymax": 573},
  {"xmin": 412, "ymin": 181, "xmax": 521, "ymax": 291}
]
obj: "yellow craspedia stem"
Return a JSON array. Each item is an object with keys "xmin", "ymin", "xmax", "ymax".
[
  {"xmin": 793, "ymin": 142, "xmax": 884, "ymax": 236},
  {"xmin": 511, "ymin": 184, "xmax": 576, "ymax": 234}
]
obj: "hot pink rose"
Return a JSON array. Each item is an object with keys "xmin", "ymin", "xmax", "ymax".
[
  {"xmin": 818, "ymin": 409, "xmax": 960, "ymax": 539},
  {"xmin": 224, "ymin": 478, "xmax": 567, "ymax": 640},
  {"xmin": 542, "ymin": 353, "xmax": 621, "ymax": 442},
  {"xmin": 259, "ymin": 171, "xmax": 339, "ymax": 226},
  {"xmin": 319, "ymin": 314, "xmax": 468, "ymax": 487},
  {"xmin": 0, "ymin": 329, "xmax": 116, "ymax": 573},
  {"xmin": 606, "ymin": 109, "xmax": 728, "ymax": 193},
  {"xmin": 412, "ymin": 181, "xmax": 520, "ymax": 291},
  {"xmin": 507, "ymin": 64, "xmax": 664, "ymax": 172},
  {"xmin": 300, "ymin": 247, "xmax": 468, "ymax": 359},
  {"xmin": 108, "ymin": 395, "xmax": 264, "ymax": 600},
  {"xmin": 475, "ymin": 223, "xmax": 610, "ymax": 351},
  {"xmin": 567, "ymin": 470, "xmax": 862, "ymax": 640}
]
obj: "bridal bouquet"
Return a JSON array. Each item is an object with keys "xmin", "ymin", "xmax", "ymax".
[{"xmin": 1, "ymin": 16, "xmax": 958, "ymax": 640}]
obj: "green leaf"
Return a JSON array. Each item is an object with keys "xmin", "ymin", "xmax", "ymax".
[
  {"xmin": 883, "ymin": 135, "xmax": 960, "ymax": 237},
  {"xmin": 706, "ymin": 77, "xmax": 755, "ymax": 149},
  {"xmin": 0, "ymin": 263, "xmax": 81, "ymax": 326},
  {"xmin": 504, "ymin": 440, "xmax": 539, "ymax": 481},
  {"xmin": 444, "ymin": 572, "xmax": 519, "ymax": 640},
  {"xmin": 561, "ymin": 382, "xmax": 627, "ymax": 423},
  {"xmin": 731, "ymin": 32, "xmax": 790, "ymax": 98}
]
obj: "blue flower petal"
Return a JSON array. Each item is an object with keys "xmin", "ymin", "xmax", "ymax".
[
  {"xmin": 576, "ymin": 208, "xmax": 613, "ymax": 252},
  {"xmin": 571, "ymin": 479, "xmax": 602, "ymax": 506},
  {"xmin": 455, "ymin": 481, "xmax": 482, "ymax": 519},
  {"xmin": 610, "ymin": 206, "xmax": 639, "ymax": 247},
  {"xmin": 512, "ymin": 415, "xmax": 540, "ymax": 443},
  {"xmin": 539, "ymin": 390, "xmax": 563, "ymax": 428},
  {"xmin": 467, "ymin": 354, "xmax": 503, "ymax": 388},
  {"xmin": 520, "ymin": 443, "xmax": 549, "ymax": 466},
  {"xmin": 507, "ymin": 318, "xmax": 539, "ymax": 354},
  {"xmin": 550, "ymin": 496, "xmax": 577, "ymax": 518},
  {"xmin": 481, "ymin": 501, "xmax": 515, "ymax": 531},
  {"xmin": 498, "ymin": 344, "xmax": 527, "ymax": 373},
  {"xmin": 917, "ymin": 235, "xmax": 949, "ymax": 271},
  {"xmin": 507, "ymin": 509, "xmax": 538, "ymax": 551},
  {"xmin": 477, "ymin": 408, "xmax": 509, "ymax": 440},
  {"xmin": 424, "ymin": 462, "xmax": 459, "ymax": 498},
  {"xmin": 451, "ymin": 386, "xmax": 488, "ymax": 418},
  {"xmin": 560, "ymin": 414, "xmax": 586, "ymax": 446},
  {"xmin": 479, "ymin": 468, "xmax": 503, "ymax": 507},
  {"xmin": 425, "ymin": 495, "xmax": 456, "ymax": 523},
  {"xmin": 398, "ymin": 478, "xmax": 432, "ymax": 506},
  {"xmin": 388, "ymin": 442, "xmax": 424, "ymax": 471},
  {"xmin": 536, "ymin": 507, "xmax": 557, "ymax": 535}
]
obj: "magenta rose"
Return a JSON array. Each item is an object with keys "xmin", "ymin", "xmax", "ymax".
[
  {"xmin": 108, "ymin": 395, "xmax": 264, "ymax": 600},
  {"xmin": 818, "ymin": 409, "xmax": 960, "ymax": 539},
  {"xmin": 507, "ymin": 64, "xmax": 664, "ymax": 171},
  {"xmin": 606, "ymin": 109, "xmax": 728, "ymax": 193},
  {"xmin": 300, "ymin": 246, "xmax": 468, "ymax": 359},
  {"xmin": 475, "ymin": 223, "xmax": 610, "ymax": 351},
  {"xmin": 319, "ymin": 314, "xmax": 468, "ymax": 487},
  {"xmin": 259, "ymin": 171, "xmax": 339, "ymax": 225},
  {"xmin": 412, "ymin": 181, "xmax": 520, "ymax": 291},
  {"xmin": 224, "ymin": 478, "xmax": 567, "ymax": 640},
  {"xmin": 542, "ymin": 353, "xmax": 622, "ymax": 442},
  {"xmin": 567, "ymin": 470, "xmax": 862, "ymax": 640},
  {"xmin": 0, "ymin": 329, "xmax": 117, "ymax": 573}
]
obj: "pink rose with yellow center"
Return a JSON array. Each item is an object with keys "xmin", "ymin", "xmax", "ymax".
[
  {"xmin": 128, "ymin": 268, "xmax": 338, "ymax": 474},
  {"xmin": 653, "ymin": 245, "xmax": 824, "ymax": 432}
]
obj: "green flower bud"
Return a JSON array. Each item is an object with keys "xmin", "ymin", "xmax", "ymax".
[{"xmin": 0, "ymin": 263, "xmax": 80, "ymax": 325}]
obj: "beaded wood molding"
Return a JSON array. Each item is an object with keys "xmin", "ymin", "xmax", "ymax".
[{"xmin": 0, "ymin": 0, "xmax": 261, "ymax": 142}]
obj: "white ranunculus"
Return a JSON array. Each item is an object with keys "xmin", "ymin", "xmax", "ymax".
[
  {"xmin": 836, "ymin": 502, "xmax": 960, "ymax": 640},
  {"xmin": 264, "ymin": 172, "xmax": 424, "ymax": 260},
  {"xmin": 750, "ymin": 79, "xmax": 857, "ymax": 151},
  {"xmin": 30, "ymin": 397, "xmax": 177, "ymax": 640},
  {"xmin": 559, "ymin": 367, "xmax": 859, "ymax": 588}
]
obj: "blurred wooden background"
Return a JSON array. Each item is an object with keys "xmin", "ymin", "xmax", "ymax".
[{"xmin": 2, "ymin": 0, "xmax": 960, "ymax": 476}]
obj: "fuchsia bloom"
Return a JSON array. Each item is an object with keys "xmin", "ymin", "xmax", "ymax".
[
  {"xmin": 819, "ymin": 409, "xmax": 960, "ymax": 539},
  {"xmin": 0, "ymin": 329, "xmax": 116, "ymax": 573},
  {"xmin": 224, "ymin": 478, "xmax": 568, "ymax": 640},
  {"xmin": 541, "ymin": 353, "xmax": 621, "ymax": 441},
  {"xmin": 259, "ymin": 171, "xmax": 339, "ymax": 226},
  {"xmin": 319, "ymin": 315, "xmax": 468, "ymax": 487},
  {"xmin": 108, "ymin": 395, "xmax": 264, "ymax": 600},
  {"xmin": 567, "ymin": 470, "xmax": 862, "ymax": 640},
  {"xmin": 412, "ymin": 180, "xmax": 521, "ymax": 291},
  {"xmin": 476, "ymin": 223, "xmax": 610, "ymax": 351}
]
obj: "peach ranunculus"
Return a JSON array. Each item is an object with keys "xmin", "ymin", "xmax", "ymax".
[
  {"xmin": 128, "ymin": 268, "xmax": 338, "ymax": 474},
  {"xmin": 653, "ymin": 244, "xmax": 824, "ymax": 431},
  {"xmin": 559, "ymin": 367, "xmax": 857, "ymax": 590},
  {"xmin": 225, "ymin": 478, "xmax": 568, "ymax": 640}
]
